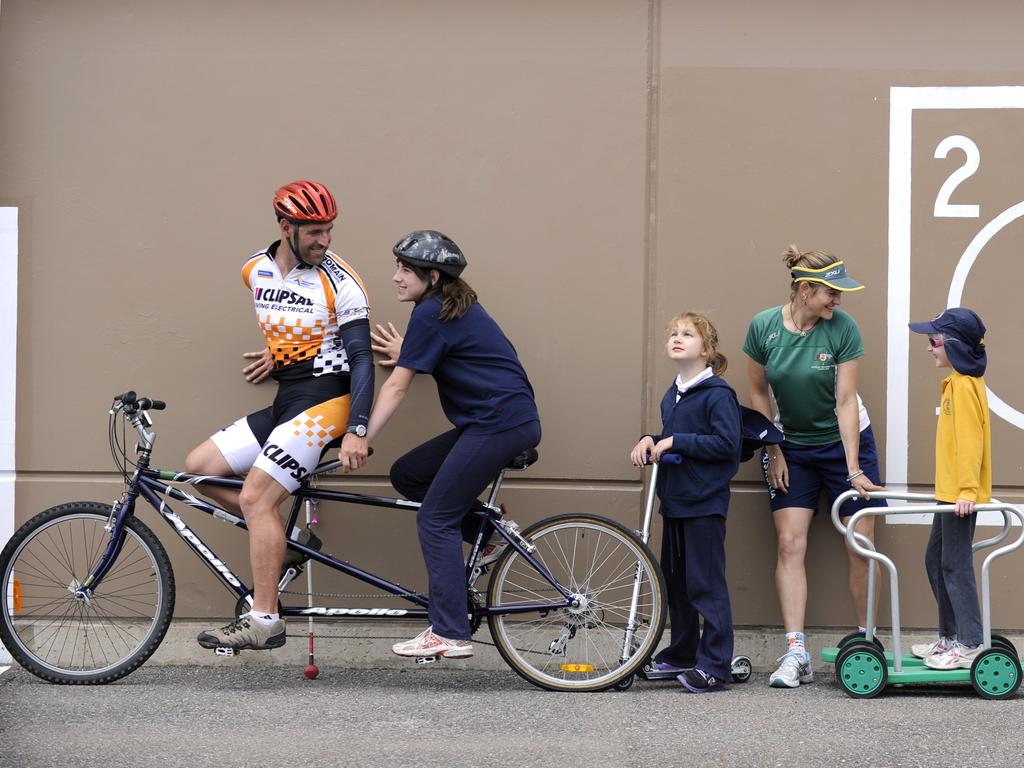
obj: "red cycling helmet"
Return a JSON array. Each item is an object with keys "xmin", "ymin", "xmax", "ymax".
[{"xmin": 273, "ymin": 180, "xmax": 338, "ymax": 223}]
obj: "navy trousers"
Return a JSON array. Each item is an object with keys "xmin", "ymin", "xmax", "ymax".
[
  {"xmin": 653, "ymin": 514, "xmax": 734, "ymax": 681},
  {"xmin": 389, "ymin": 420, "xmax": 541, "ymax": 640},
  {"xmin": 924, "ymin": 511, "xmax": 982, "ymax": 647}
]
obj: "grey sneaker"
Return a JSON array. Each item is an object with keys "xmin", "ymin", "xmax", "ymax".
[
  {"xmin": 476, "ymin": 539, "xmax": 509, "ymax": 568},
  {"xmin": 282, "ymin": 527, "xmax": 322, "ymax": 572},
  {"xmin": 197, "ymin": 616, "xmax": 286, "ymax": 651},
  {"xmin": 769, "ymin": 650, "xmax": 813, "ymax": 688},
  {"xmin": 911, "ymin": 636, "xmax": 952, "ymax": 659}
]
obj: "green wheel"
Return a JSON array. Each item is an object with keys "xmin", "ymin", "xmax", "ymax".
[
  {"xmin": 837, "ymin": 630, "xmax": 885, "ymax": 654},
  {"xmin": 971, "ymin": 648, "xmax": 1022, "ymax": 700},
  {"xmin": 989, "ymin": 634, "xmax": 1018, "ymax": 658},
  {"xmin": 836, "ymin": 643, "xmax": 887, "ymax": 699}
]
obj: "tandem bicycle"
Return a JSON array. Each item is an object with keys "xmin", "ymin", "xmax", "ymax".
[{"xmin": 0, "ymin": 391, "xmax": 666, "ymax": 691}]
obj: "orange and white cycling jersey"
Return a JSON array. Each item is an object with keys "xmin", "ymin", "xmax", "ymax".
[{"xmin": 241, "ymin": 241, "xmax": 370, "ymax": 379}]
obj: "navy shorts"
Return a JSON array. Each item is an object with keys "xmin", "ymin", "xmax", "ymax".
[{"xmin": 760, "ymin": 425, "xmax": 887, "ymax": 518}]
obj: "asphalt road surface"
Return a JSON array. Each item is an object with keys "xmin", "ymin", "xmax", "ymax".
[{"xmin": 2, "ymin": 664, "xmax": 1022, "ymax": 767}]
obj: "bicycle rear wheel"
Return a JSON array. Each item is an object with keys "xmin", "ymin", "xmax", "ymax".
[
  {"xmin": 486, "ymin": 514, "xmax": 666, "ymax": 691},
  {"xmin": 0, "ymin": 501, "xmax": 175, "ymax": 684}
]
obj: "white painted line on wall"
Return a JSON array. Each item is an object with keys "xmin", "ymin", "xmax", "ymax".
[
  {"xmin": 887, "ymin": 87, "xmax": 1024, "ymax": 525},
  {"xmin": 0, "ymin": 207, "xmax": 15, "ymax": 664}
]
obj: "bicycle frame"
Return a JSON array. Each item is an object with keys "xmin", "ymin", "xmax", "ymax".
[{"xmin": 81, "ymin": 408, "xmax": 574, "ymax": 624}]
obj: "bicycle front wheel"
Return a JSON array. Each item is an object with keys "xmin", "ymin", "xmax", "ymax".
[
  {"xmin": 486, "ymin": 514, "xmax": 666, "ymax": 691},
  {"xmin": 0, "ymin": 501, "xmax": 175, "ymax": 684}
]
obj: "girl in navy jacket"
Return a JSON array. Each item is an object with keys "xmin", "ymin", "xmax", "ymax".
[
  {"xmin": 363, "ymin": 231, "xmax": 540, "ymax": 660},
  {"xmin": 630, "ymin": 312, "xmax": 742, "ymax": 692}
]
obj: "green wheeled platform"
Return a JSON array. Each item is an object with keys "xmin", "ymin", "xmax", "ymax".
[
  {"xmin": 824, "ymin": 491, "xmax": 1024, "ymax": 701},
  {"xmin": 823, "ymin": 643, "xmax": 1022, "ymax": 699}
]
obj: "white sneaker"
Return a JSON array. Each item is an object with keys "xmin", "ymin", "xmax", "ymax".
[
  {"xmin": 392, "ymin": 626, "xmax": 474, "ymax": 658},
  {"xmin": 911, "ymin": 636, "xmax": 952, "ymax": 659},
  {"xmin": 924, "ymin": 642, "xmax": 982, "ymax": 670},
  {"xmin": 769, "ymin": 650, "xmax": 813, "ymax": 688}
]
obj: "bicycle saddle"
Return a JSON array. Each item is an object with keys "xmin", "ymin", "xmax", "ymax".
[{"xmin": 506, "ymin": 448, "xmax": 538, "ymax": 470}]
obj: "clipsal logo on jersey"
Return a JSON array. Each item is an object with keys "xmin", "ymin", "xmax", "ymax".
[{"xmin": 254, "ymin": 287, "xmax": 314, "ymax": 306}]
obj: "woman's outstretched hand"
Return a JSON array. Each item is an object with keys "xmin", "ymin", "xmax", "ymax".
[{"xmin": 370, "ymin": 322, "xmax": 404, "ymax": 368}]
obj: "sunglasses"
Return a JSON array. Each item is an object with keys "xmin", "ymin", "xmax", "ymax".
[{"xmin": 928, "ymin": 334, "xmax": 945, "ymax": 348}]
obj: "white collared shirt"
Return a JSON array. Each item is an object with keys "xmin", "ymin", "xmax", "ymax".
[{"xmin": 675, "ymin": 366, "xmax": 714, "ymax": 402}]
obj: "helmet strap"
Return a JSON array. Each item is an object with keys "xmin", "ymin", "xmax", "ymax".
[{"xmin": 287, "ymin": 221, "xmax": 313, "ymax": 269}]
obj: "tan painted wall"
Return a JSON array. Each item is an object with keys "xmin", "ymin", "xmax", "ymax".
[{"xmin": 2, "ymin": 0, "xmax": 1023, "ymax": 630}]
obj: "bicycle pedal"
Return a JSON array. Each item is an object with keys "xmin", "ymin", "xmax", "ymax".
[
  {"xmin": 214, "ymin": 646, "xmax": 239, "ymax": 657},
  {"xmin": 415, "ymin": 655, "xmax": 440, "ymax": 665}
]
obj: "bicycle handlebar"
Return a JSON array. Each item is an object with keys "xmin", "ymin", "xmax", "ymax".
[{"xmin": 115, "ymin": 391, "xmax": 166, "ymax": 411}]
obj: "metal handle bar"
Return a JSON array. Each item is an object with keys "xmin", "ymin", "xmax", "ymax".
[
  {"xmin": 309, "ymin": 450, "xmax": 376, "ymax": 477},
  {"xmin": 836, "ymin": 491, "xmax": 1024, "ymax": 672},
  {"xmin": 636, "ymin": 453, "xmax": 681, "ymax": 545},
  {"xmin": 831, "ymin": 489, "xmax": 1016, "ymax": 554}
]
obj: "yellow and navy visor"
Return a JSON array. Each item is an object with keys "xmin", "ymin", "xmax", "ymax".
[{"xmin": 790, "ymin": 261, "xmax": 864, "ymax": 292}]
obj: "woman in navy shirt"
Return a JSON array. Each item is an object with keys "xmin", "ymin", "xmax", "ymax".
[{"xmin": 364, "ymin": 230, "xmax": 541, "ymax": 659}]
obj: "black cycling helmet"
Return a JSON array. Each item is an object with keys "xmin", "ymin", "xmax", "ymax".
[{"xmin": 392, "ymin": 230, "xmax": 467, "ymax": 278}]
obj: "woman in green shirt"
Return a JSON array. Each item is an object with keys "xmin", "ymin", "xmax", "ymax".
[{"xmin": 743, "ymin": 245, "xmax": 885, "ymax": 689}]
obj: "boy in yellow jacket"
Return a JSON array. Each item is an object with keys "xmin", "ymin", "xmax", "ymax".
[{"xmin": 907, "ymin": 307, "xmax": 990, "ymax": 670}]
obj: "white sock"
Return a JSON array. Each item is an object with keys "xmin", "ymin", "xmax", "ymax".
[{"xmin": 246, "ymin": 611, "xmax": 279, "ymax": 625}]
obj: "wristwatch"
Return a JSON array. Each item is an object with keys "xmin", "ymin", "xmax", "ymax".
[{"xmin": 346, "ymin": 425, "xmax": 367, "ymax": 438}]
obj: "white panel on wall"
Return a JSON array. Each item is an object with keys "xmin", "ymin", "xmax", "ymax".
[{"xmin": 0, "ymin": 206, "xmax": 16, "ymax": 664}]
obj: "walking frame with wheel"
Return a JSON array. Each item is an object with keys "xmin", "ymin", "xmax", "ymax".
[
  {"xmin": 631, "ymin": 454, "xmax": 753, "ymax": 686},
  {"xmin": 822, "ymin": 489, "xmax": 1024, "ymax": 699},
  {"xmin": 0, "ymin": 392, "xmax": 666, "ymax": 691}
]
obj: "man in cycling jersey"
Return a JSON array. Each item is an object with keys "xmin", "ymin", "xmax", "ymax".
[{"xmin": 186, "ymin": 180, "xmax": 374, "ymax": 651}]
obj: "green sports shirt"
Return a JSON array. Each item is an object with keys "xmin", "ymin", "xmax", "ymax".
[{"xmin": 742, "ymin": 306, "xmax": 864, "ymax": 446}]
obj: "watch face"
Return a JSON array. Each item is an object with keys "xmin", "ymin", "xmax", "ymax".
[{"xmin": 350, "ymin": 425, "xmax": 367, "ymax": 437}]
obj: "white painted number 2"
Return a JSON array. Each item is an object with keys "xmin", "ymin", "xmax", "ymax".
[{"xmin": 933, "ymin": 135, "xmax": 980, "ymax": 218}]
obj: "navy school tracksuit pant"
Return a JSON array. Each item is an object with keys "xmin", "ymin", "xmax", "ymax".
[
  {"xmin": 389, "ymin": 420, "xmax": 542, "ymax": 640},
  {"xmin": 653, "ymin": 514, "xmax": 734, "ymax": 682},
  {"xmin": 925, "ymin": 511, "xmax": 983, "ymax": 647}
]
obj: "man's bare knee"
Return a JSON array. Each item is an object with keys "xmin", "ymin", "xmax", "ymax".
[
  {"xmin": 238, "ymin": 487, "xmax": 275, "ymax": 518},
  {"xmin": 238, "ymin": 469, "xmax": 289, "ymax": 519}
]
